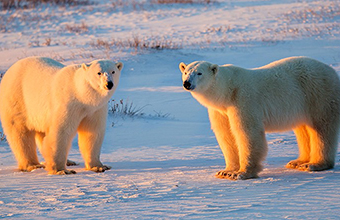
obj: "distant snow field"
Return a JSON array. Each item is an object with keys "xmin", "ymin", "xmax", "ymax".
[{"xmin": 1, "ymin": 0, "xmax": 340, "ymax": 219}]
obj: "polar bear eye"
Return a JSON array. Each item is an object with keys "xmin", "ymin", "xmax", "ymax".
[
  {"xmin": 112, "ymin": 71, "xmax": 115, "ymax": 74},
  {"xmin": 197, "ymin": 72, "xmax": 202, "ymax": 76},
  {"xmin": 97, "ymin": 72, "xmax": 102, "ymax": 76}
]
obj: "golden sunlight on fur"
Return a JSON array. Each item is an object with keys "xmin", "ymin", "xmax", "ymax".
[
  {"xmin": 0, "ymin": 57, "xmax": 123, "ymax": 174},
  {"xmin": 180, "ymin": 57, "xmax": 340, "ymax": 180}
]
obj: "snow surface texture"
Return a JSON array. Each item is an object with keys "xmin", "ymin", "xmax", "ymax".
[{"xmin": 1, "ymin": 0, "xmax": 340, "ymax": 219}]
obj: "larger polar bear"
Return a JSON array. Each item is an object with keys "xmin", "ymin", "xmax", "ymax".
[
  {"xmin": 0, "ymin": 56, "xmax": 123, "ymax": 174},
  {"xmin": 179, "ymin": 57, "xmax": 340, "ymax": 180}
]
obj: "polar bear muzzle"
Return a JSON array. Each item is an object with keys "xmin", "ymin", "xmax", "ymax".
[
  {"xmin": 101, "ymin": 71, "xmax": 114, "ymax": 90},
  {"xmin": 183, "ymin": 80, "xmax": 194, "ymax": 90},
  {"xmin": 106, "ymin": 81, "xmax": 114, "ymax": 90}
]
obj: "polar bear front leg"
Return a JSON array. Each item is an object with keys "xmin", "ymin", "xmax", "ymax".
[
  {"xmin": 227, "ymin": 107, "xmax": 268, "ymax": 180},
  {"xmin": 286, "ymin": 125, "xmax": 311, "ymax": 169},
  {"xmin": 78, "ymin": 107, "xmax": 111, "ymax": 172},
  {"xmin": 42, "ymin": 122, "xmax": 77, "ymax": 175},
  {"xmin": 207, "ymin": 109, "xmax": 240, "ymax": 179}
]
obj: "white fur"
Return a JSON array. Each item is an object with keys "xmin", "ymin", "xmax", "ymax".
[
  {"xmin": 180, "ymin": 57, "xmax": 340, "ymax": 180},
  {"xmin": 0, "ymin": 56, "xmax": 123, "ymax": 174}
]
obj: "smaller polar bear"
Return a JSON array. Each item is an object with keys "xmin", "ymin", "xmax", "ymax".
[
  {"xmin": 0, "ymin": 57, "xmax": 123, "ymax": 174},
  {"xmin": 180, "ymin": 57, "xmax": 340, "ymax": 180}
]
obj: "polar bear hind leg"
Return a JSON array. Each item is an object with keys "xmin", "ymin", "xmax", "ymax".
[
  {"xmin": 288, "ymin": 120, "xmax": 339, "ymax": 171},
  {"xmin": 298, "ymin": 122, "xmax": 339, "ymax": 171},
  {"xmin": 5, "ymin": 125, "xmax": 43, "ymax": 171},
  {"xmin": 35, "ymin": 132, "xmax": 78, "ymax": 167}
]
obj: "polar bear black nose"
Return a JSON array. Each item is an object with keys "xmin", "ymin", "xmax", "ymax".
[
  {"xmin": 106, "ymin": 81, "xmax": 114, "ymax": 90},
  {"xmin": 183, "ymin": 81, "xmax": 192, "ymax": 90}
]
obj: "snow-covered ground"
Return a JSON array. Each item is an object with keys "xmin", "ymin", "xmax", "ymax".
[{"xmin": 1, "ymin": 0, "xmax": 340, "ymax": 219}]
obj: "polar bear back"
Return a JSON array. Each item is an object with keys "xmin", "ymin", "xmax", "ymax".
[
  {"xmin": 185, "ymin": 57, "xmax": 340, "ymax": 133},
  {"xmin": 0, "ymin": 57, "xmax": 76, "ymax": 132},
  {"xmin": 1, "ymin": 57, "xmax": 66, "ymax": 97},
  {"xmin": 252, "ymin": 57, "xmax": 340, "ymax": 131}
]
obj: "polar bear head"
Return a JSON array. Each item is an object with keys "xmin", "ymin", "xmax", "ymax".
[
  {"xmin": 179, "ymin": 61, "xmax": 219, "ymax": 93},
  {"xmin": 81, "ymin": 60, "xmax": 123, "ymax": 95}
]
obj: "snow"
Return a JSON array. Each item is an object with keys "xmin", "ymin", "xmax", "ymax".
[{"xmin": 1, "ymin": 0, "xmax": 340, "ymax": 219}]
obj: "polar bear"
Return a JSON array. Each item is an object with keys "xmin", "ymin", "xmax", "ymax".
[
  {"xmin": 0, "ymin": 56, "xmax": 123, "ymax": 175},
  {"xmin": 180, "ymin": 57, "xmax": 340, "ymax": 180}
]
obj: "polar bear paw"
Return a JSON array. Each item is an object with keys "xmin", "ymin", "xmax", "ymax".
[
  {"xmin": 22, "ymin": 164, "xmax": 45, "ymax": 172},
  {"xmin": 88, "ymin": 165, "xmax": 111, "ymax": 173},
  {"xmin": 49, "ymin": 169, "xmax": 77, "ymax": 175},
  {"xmin": 286, "ymin": 159, "xmax": 307, "ymax": 169},
  {"xmin": 66, "ymin": 159, "xmax": 79, "ymax": 166},
  {"xmin": 215, "ymin": 170, "xmax": 258, "ymax": 180},
  {"xmin": 298, "ymin": 163, "xmax": 333, "ymax": 171},
  {"xmin": 215, "ymin": 170, "xmax": 232, "ymax": 178}
]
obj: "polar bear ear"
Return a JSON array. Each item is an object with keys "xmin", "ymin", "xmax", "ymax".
[
  {"xmin": 82, "ymin": 63, "xmax": 90, "ymax": 70},
  {"xmin": 179, "ymin": 62, "xmax": 187, "ymax": 73},
  {"xmin": 210, "ymin": 64, "xmax": 219, "ymax": 74},
  {"xmin": 116, "ymin": 62, "xmax": 123, "ymax": 71}
]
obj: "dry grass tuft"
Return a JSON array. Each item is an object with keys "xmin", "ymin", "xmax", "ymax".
[
  {"xmin": 42, "ymin": 38, "xmax": 52, "ymax": 46},
  {"xmin": 282, "ymin": 3, "xmax": 340, "ymax": 24},
  {"xmin": 0, "ymin": 131, "xmax": 6, "ymax": 142},
  {"xmin": 109, "ymin": 99, "xmax": 146, "ymax": 118},
  {"xmin": 64, "ymin": 22, "xmax": 89, "ymax": 34},
  {"xmin": 90, "ymin": 36, "xmax": 181, "ymax": 51},
  {"xmin": 109, "ymin": 99, "xmax": 170, "ymax": 120},
  {"xmin": 152, "ymin": 0, "xmax": 212, "ymax": 4},
  {"xmin": 28, "ymin": 38, "xmax": 54, "ymax": 47},
  {"xmin": 1, "ymin": 0, "xmax": 90, "ymax": 10},
  {"xmin": 111, "ymin": 0, "xmax": 214, "ymax": 10}
]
